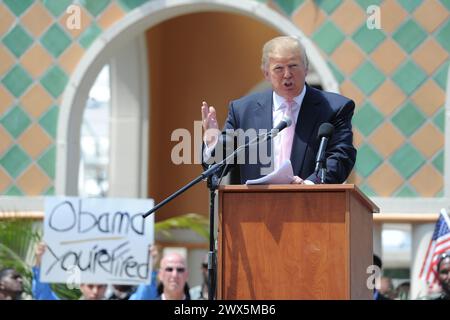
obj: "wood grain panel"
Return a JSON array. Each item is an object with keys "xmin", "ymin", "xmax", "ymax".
[{"xmin": 219, "ymin": 190, "xmax": 348, "ymax": 299}]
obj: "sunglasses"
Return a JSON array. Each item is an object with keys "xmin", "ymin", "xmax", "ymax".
[{"xmin": 164, "ymin": 267, "xmax": 186, "ymax": 273}]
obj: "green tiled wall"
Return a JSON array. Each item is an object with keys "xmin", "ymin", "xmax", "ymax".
[{"xmin": 0, "ymin": 0, "xmax": 449, "ymax": 197}]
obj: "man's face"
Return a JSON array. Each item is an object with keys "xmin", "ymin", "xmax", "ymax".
[
  {"xmin": 159, "ymin": 255, "xmax": 188, "ymax": 295},
  {"xmin": 79, "ymin": 284, "xmax": 107, "ymax": 300},
  {"xmin": 438, "ymin": 258, "xmax": 450, "ymax": 294},
  {"xmin": 264, "ymin": 47, "xmax": 307, "ymax": 100},
  {"xmin": 0, "ymin": 270, "xmax": 23, "ymax": 296}
]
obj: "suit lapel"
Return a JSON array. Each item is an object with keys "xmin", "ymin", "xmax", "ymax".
[
  {"xmin": 255, "ymin": 89, "xmax": 273, "ymax": 131},
  {"xmin": 291, "ymin": 86, "xmax": 321, "ymax": 176}
]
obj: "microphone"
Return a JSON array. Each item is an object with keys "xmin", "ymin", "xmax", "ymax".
[
  {"xmin": 270, "ymin": 116, "xmax": 293, "ymax": 138},
  {"xmin": 314, "ymin": 123, "xmax": 334, "ymax": 183}
]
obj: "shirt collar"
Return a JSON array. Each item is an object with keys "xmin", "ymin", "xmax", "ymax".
[{"xmin": 273, "ymin": 85, "xmax": 307, "ymax": 112}]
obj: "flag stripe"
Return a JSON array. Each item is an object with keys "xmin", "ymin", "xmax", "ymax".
[{"xmin": 419, "ymin": 209, "xmax": 450, "ymax": 292}]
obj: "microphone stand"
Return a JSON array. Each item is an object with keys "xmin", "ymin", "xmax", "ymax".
[
  {"xmin": 317, "ymin": 162, "xmax": 327, "ymax": 184},
  {"xmin": 142, "ymin": 128, "xmax": 280, "ymax": 300},
  {"xmin": 314, "ymin": 138, "xmax": 328, "ymax": 184}
]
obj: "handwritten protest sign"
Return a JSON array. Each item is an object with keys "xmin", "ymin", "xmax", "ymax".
[{"xmin": 41, "ymin": 197, "xmax": 154, "ymax": 286}]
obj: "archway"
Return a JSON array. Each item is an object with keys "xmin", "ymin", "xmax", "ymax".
[{"xmin": 56, "ymin": 0, "xmax": 338, "ymax": 196}]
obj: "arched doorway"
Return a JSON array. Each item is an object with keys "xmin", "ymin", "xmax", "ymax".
[{"xmin": 56, "ymin": 0, "xmax": 339, "ymax": 214}]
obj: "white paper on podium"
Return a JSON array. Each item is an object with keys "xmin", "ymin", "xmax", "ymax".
[{"xmin": 245, "ymin": 160, "xmax": 294, "ymax": 185}]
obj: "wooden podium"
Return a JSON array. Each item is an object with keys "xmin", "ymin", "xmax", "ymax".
[{"xmin": 217, "ymin": 184, "xmax": 379, "ymax": 300}]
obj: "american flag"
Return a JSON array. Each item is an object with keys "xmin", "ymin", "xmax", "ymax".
[{"xmin": 419, "ymin": 209, "xmax": 450, "ymax": 292}]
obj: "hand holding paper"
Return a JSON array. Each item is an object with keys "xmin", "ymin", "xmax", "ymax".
[{"xmin": 246, "ymin": 160, "xmax": 295, "ymax": 185}]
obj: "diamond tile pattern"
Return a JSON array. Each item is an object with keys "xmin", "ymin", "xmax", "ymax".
[
  {"xmin": 369, "ymin": 122, "xmax": 403, "ymax": 157},
  {"xmin": 0, "ymin": 167, "xmax": 11, "ymax": 193},
  {"xmin": 312, "ymin": 21, "xmax": 345, "ymax": 55},
  {"xmin": 352, "ymin": 24, "xmax": 386, "ymax": 54},
  {"xmin": 39, "ymin": 106, "xmax": 59, "ymax": 139},
  {"xmin": 331, "ymin": 1, "xmax": 365, "ymax": 34},
  {"xmin": 436, "ymin": 20, "xmax": 450, "ymax": 52},
  {"xmin": 41, "ymin": 24, "xmax": 71, "ymax": 58},
  {"xmin": 441, "ymin": 0, "xmax": 450, "ymax": 10},
  {"xmin": 414, "ymin": 0, "xmax": 449, "ymax": 33},
  {"xmin": 5, "ymin": 185, "xmax": 24, "ymax": 196},
  {"xmin": 351, "ymin": 62, "xmax": 385, "ymax": 95},
  {"xmin": 37, "ymin": 146, "xmax": 55, "ymax": 179},
  {"xmin": 17, "ymin": 164, "xmax": 51, "ymax": 195},
  {"xmin": 43, "ymin": 0, "xmax": 73, "ymax": 17},
  {"xmin": 355, "ymin": 144, "xmax": 382, "ymax": 178},
  {"xmin": 1, "ymin": 106, "xmax": 31, "ymax": 139},
  {"xmin": 81, "ymin": 0, "xmax": 111, "ymax": 17},
  {"xmin": 359, "ymin": 184, "xmax": 376, "ymax": 197},
  {"xmin": 391, "ymin": 102, "xmax": 426, "ymax": 137},
  {"xmin": 118, "ymin": 0, "xmax": 151, "ymax": 12},
  {"xmin": 79, "ymin": 23, "xmax": 102, "ymax": 49},
  {"xmin": 433, "ymin": 62, "xmax": 449, "ymax": 90},
  {"xmin": 0, "ymin": 46, "xmax": 15, "ymax": 80},
  {"xmin": 392, "ymin": 61, "xmax": 427, "ymax": 95},
  {"xmin": 0, "ymin": 145, "xmax": 31, "ymax": 178},
  {"xmin": 44, "ymin": 185, "xmax": 55, "ymax": 196},
  {"xmin": 380, "ymin": 0, "xmax": 408, "ymax": 34},
  {"xmin": 393, "ymin": 19, "xmax": 427, "ymax": 53},
  {"xmin": 41, "ymin": 66, "xmax": 69, "ymax": 98},
  {"xmin": 315, "ymin": 0, "xmax": 340, "ymax": 14},
  {"xmin": 395, "ymin": 185, "xmax": 418, "ymax": 197},
  {"xmin": 412, "ymin": 80, "xmax": 445, "ymax": 117},
  {"xmin": 3, "ymin": 0, "xmax": 33, "ymax": 16},
  {"xmin": 433, "ymin": 108, "xmax": 445, "ymax": 132},
  {"xmin": 353, "ymin": 102, "xmax": 384, "ymax": 136},
  {"xmin": 432, "ymin": 151, "xmax": 444, "ymax": 174},
  {"xmin": 398, "ymin": 0, "xmax": 423, "ymax": 13},
  {"xmin": 367, "ymin": 163, "xmax": 403, "ymax": 196},
  {"xmin": 412, "ymin": 39, "xmax": 449, "ymax": 74},
  {"xmin": 390, "ymin": 144, "xmax": 425, "ymax": 179},
  {"xmin": 2, "ymin": 25, "xmax": 33, "ymax": 58},
  {"xmin": 355, "ymin": 0, "xmax": 382, "ymax": 9},
  {"xmin": 2, "ymin": 65, "xmax": 33, "ymax": 98},
  {"xmin": 327, "ymin": 62, "xmax": 344, "ymax": 83},
  {"xmin": 411, "ymin": 123, "xmax": 443, "ymax": 158},
  {"xmin": 0, "ymin": 0, "xmax": 447, "ymax": 198},
  {"xmin": 410, "ymin": 165, "xmax": 442, "ymax": 197},
  {"xmin": 21, "ymin": 2, "xmax": 53, "ymax": 37}
]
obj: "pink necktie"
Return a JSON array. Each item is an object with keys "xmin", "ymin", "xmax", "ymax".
[{"xmin": 278, "ymin": 100, "xmax": 295, "ymax": 168}]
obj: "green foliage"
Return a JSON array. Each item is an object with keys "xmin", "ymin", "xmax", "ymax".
[
  {"xmin": 0, "ymin": 219, "xmax": 41, "ymax": 297},
  {"xmin": 155, "ymin": 213, "xmax": 209, "ymax": 240}
]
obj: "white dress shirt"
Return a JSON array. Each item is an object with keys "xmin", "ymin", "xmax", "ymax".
[{"xmin": 272, "ymin": 86, "xmax": 306, "ymax": 171}]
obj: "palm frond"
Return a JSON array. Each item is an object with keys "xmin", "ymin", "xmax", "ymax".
[
  {"xmin": 0, "ymin": 219, "xmax": 41, "ymax": 297},
  {"xmin": 155, "ymin": 213, "xmax": 209, "ymax": 240}
]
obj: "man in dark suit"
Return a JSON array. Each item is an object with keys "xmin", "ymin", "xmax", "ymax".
[{"xmin": 201, "ymin": 36, "xmax": 356, "ymax": 184}]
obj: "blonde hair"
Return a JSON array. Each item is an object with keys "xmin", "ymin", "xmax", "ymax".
[{"xmin": 261, "ymin": 36, "xmax": 308, "ymax": 71}]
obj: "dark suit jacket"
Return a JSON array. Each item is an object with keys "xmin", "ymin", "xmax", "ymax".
[{"xmin": 207, "ymin": 85, "xmax": 357, "ymax": 184}]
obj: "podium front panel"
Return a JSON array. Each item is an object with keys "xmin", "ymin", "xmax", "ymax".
[{"xmin": 219, "ymin": 189, "xmax": 350, "ymax": 300}]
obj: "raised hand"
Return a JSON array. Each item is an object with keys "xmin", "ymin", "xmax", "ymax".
[
  {"xmin": 35, "ymin": 242, "xmax": 47, "ymax": 267},
  {"xmin": 201, "ymin": 101, "xmax": 220, "ymax": 148}
]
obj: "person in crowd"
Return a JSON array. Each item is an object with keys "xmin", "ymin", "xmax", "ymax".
[
  {"xmin": 0, "ymin": 268, "xmax": 24, "ymax": 300},
  {"xmin": 155, "ymin": 252, "xmax": 190, "ymax": 300},
  {"xmin": 395, "ymin": 281, "xmax": 410, "ymax": 300},
  {"xmin": 373, "ymin": 254, "xmax": 392, "ymax": 300},
  {"xmin": 128, "ymin": 244, "xmax": 160, "ymax": 300},
  {"xmin": 32, "ymin": 242, "xmax": 107, "ymax": 300},
  {"xmin": 425, "ymin": 252, "xmax": 450, "ymax": 300},
  {"xmin": 379, "ymin": 276, "xmax": 395, "ymax": 299},
  {"xmin": 190, "ymin": 253, "xmax": 209, "ymax": 300},
  {"xmin": 107, "ymin": 285, "xmax": 136, "ymax": 300}
]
